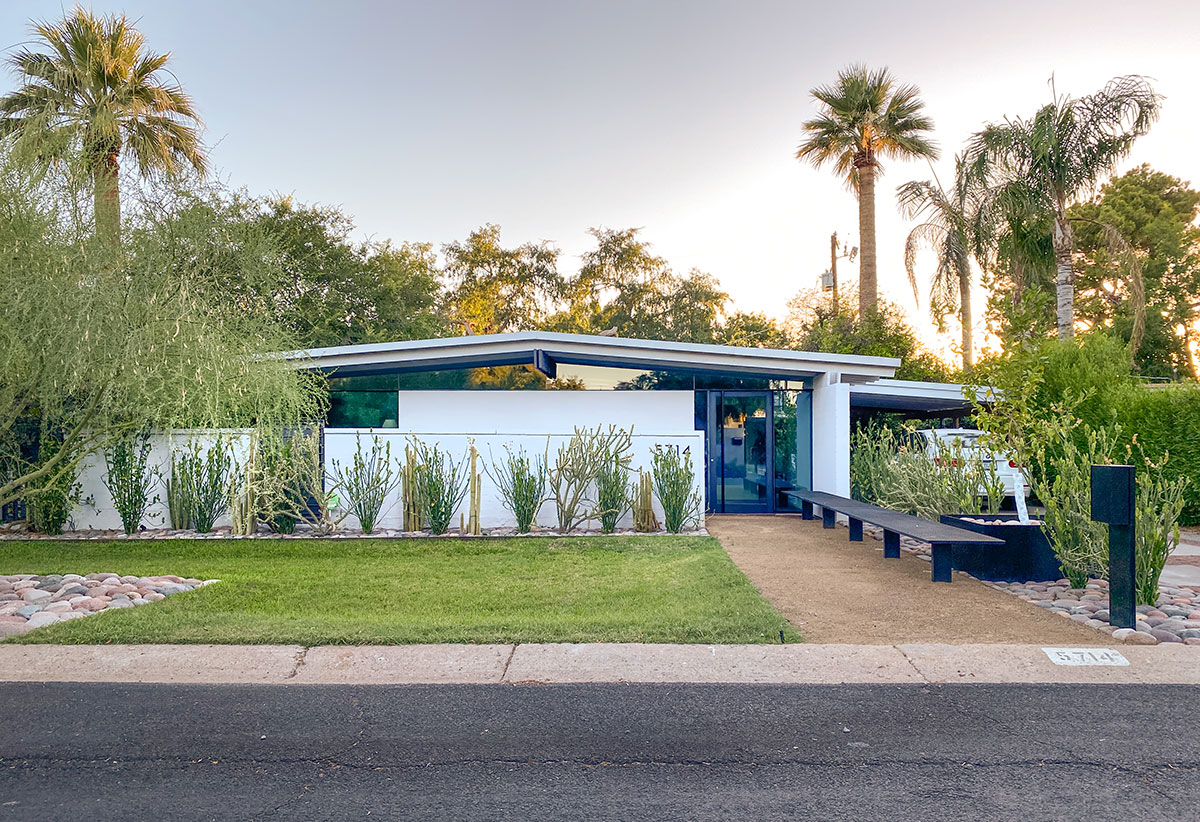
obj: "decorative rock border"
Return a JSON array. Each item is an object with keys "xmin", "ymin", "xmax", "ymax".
[
  {"xmin": 0, "ymin": 574, "xmax": 217, "ymax": 638},
  {"xmin": 860, "ymin": 522, "xmax": 1200, "ymax": 646},
  {"xmin": 0, "ymin": 524, "xmax": 708, "ymax": 540}
]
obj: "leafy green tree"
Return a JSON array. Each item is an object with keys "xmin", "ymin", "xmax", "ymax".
[
  {"xmin": 0, "ymin": 159, "xmax": 324, "ymax": 509},
  {"xmin": 787, "ymin": 294, "xmax": 951, "ymax": 382},
  {"xmin": 0, "ymin": 7, "xmax": 205, "ymax": 242},
  {"xmin": 1069, "ymin": 165, "xmax": 1200, "ymax": 378},
  {"xmin": 443, "ymin": 224, "xmax": 562, "ymax": 334},
  {"xmin": 246, "ymin": 197, "xmax": 447, "ymax": 348},
  {"xmin": 966, "ymin": 76, "xmax": 1161, "ymax": 340},
  {"xmin": 716, "ymin": 312, "xmax": 790, "ymax": 349},
  {"xmin": 898, "ymin": 155, "xmax": 982, "ymax": 368},
  {"xmin": 797, "ymin": 65, "xmax": 938, "ymax": 317},
  {"xmin": 551, "ymin": 227, "xmax": 729, "ymax": 343}
]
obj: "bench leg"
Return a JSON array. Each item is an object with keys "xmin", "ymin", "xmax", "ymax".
[
  {"xmin": 931, "ymin": 544, "xmax": 952, "ymax": 583},
  {"xmin": 848, "ymin": 518, "xmax": 862, "ymax": 542},
  {"xmin": 801, "ymin": 500, "xmax": 814, "ymax": 520},
  {"xmin": 821, "ymin": 507, "xmax": 835, "ymax": 529},
  {"xmin": 883, "ymin": 531, "xmax": 900, "ymax": 558}
]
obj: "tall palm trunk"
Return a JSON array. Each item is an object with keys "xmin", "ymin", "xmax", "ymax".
[
  {"xmin": 93, "ymin": 147, "xmax": 121, "ymax": 244},
  {"xmin": 959, "ymin": 265, "xmax": 974, "ymax": 369},
  {"xmin": 855, "ymin": 157, "xmax": 877, "ymax": 316},
  {"xmin": 1052, "ymin": 214, "xmax": 1074, "ymax": 339}
]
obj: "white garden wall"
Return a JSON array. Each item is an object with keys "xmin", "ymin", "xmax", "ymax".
[
  {"xmin": 327, "ymin": 390, "xmax": 705, "ymax": 531},
  {"xmin": 68, "ymin": 390, "xmax": 705, "ymax": 532},
  {"xmin": 72, "ymin": 430, "xmax": 253, "ymax": 532}
]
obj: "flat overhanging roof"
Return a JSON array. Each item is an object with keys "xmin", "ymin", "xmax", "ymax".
[
  {"xmin": 287, "ymin": 331, "xmax": 901, "ymax": 383},
  {"xmin": 850, "ymin": 379, "xmax": 985, "ymax": 414}
]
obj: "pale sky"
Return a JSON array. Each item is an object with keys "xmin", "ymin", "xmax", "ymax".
[{"xmin": 4, "ymin": 0, "xmax": 1199, "ymax": 355}]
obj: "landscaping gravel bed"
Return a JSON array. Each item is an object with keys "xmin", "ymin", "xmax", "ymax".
[
  {"xmin": 0, "ymin": 573, "xmax": 216, "ymax": 638},
  {"xmin": 862, "ymin": 523, "xmax": 1200, "ymax": 646}
]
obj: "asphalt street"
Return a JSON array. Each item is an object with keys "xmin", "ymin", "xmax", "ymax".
[{"xmin": 1, "ymin": 682, "xmax": 1196, "ymax": 820}]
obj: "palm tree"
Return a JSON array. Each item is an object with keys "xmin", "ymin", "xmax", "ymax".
[
  {"xmin": 898, "ymin": 156, "xmax": 979, "ymax": 368},
  {"xmin": 0, "ymin": 7, "xmax": 206, "ymax": 241},
  {"xmin": 965, "ymin": 76, "xmax": 1159, "ymax": 339},
  {"xmin": 797, "ymin": 65, "xmax": 938, "ymax": 318}
]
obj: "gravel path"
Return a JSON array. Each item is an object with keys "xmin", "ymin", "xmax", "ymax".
[
  {"xmin": 706, "ymin": 515, "xmax": 1109, "ymax": 645},
  {"xmin": 0, "ymin": 574, "xmax": 216, "ymax": 638}
]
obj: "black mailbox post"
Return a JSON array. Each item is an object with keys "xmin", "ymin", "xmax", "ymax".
[{"xmin": 1090, "ymin": 465, "xmax": 1136, "ymax": 629}]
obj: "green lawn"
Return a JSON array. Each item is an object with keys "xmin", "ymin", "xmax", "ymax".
[{"xmin": 1, "ymin": 536, "xmax": 798, "ymax": 645}]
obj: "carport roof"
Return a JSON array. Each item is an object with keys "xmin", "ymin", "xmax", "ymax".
[
  {"xmin": 287, "ymin": 331, "xmax": 901, "ymax": 383},
  {"xmin": 849, "ymin": 379, "xmax": 985, "ymax": 414}
]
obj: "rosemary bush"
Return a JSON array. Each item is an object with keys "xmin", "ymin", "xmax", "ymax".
[
  {"xmin": 650, "ymin": 445, "xmax": 702, "ymax": 533},
  {"xmin": 103, "ymin": 430, "xmax": 158, "ymax": 535},
  {"xmin": 595, "ymin": 453, "xmax": 631, "ymax": 533},
  {"xmin": 486, "ymin": 444, "xmax": 547, "ymax": 533},
  {"xmin": 330, "ymin": 435, "xmax": 400, "ymax": 534},
  {"xmin": 410, "ymin": 439, "xmax": 469, "ymax": 535}
]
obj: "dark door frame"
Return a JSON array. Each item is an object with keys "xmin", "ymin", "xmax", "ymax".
[{"xmin": 705, "ymin": 390, "xmax": 775, "ymax": 514}]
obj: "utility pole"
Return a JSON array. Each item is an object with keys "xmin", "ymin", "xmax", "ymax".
[
  {"xmin": 822, "ymin": 232, "xmax": 857, "ymax": 309},
  {"xmin": 830, "ymin": 232, "xmax": 839, "ymax": 307}
]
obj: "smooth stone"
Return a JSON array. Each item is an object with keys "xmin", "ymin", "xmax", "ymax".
[
  {"xmin": 15, "ymin": 604, "xmax": 43, "ymax": 618},
  {"xmin": 1144, "ymin": 616, "xmax": 1168, "ymax": 627},
  {"xmin": 106, "ymin": 600, "xmax": 134, "ymax": 609},
  {"xmin": 21, "ymin": 589, "xmax": 51, "ymax": 604},
  {"xmin": 1149, "ymin": 629, "xmax": 1183, "ymax": 643},
  {"xmin": 1069, "ymin": 613, "xmax": 1092, "ymax": 623},
  {"xmin": 1185, "ymin": 639, "xmax": 1200, "ymax": 647},
  {"xmin": 25, "ymin": 612, "xmax": 62, "ymax": 629},
  {"xmin": 1122, "ymin": 631, "xmax": 1159, "ymax": 645},
  {"xmin": 1093, "ymin": 610, "xmax": 1110, "ymax": 622},
  {"xmin": 1180, "ymin": 629, "xmax": 1200, "ymax": 639}
]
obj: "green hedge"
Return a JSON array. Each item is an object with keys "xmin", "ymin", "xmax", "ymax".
[{"xmin": 1117, "ymin": 384, "xmax": 1200, "ymax": 525}]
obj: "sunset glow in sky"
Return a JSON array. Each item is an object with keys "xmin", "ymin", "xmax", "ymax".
[{"xmin": 4, "ymin": 0, "xmax": 1198, "ymax": 357}]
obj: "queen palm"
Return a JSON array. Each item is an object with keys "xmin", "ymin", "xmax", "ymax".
[
  {"xmin": 0, "ymin": 7, "xmax": 206, "ymax": 242},
  {"xmin": 898, "ymin": 156, "xmax": 979, "ymax": 368},
  {"xmin": 966, "ymin": 76, "xmax": 1159, "ymax": 339},
  {"xmin": 797, "ymin": 65, "xmax": 938, "ymax": 318}
]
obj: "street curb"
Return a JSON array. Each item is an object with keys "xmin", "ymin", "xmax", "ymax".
[{"xmin": 1, "ymin": 643, "xmax": 1198, "ymax": 685}]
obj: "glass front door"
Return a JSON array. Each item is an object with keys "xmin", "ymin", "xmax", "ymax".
[{"xmin": 707, "ymin": 391, "xmax": 773, "ymax": 513}]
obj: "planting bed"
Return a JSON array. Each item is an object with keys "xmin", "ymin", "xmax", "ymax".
[{"xmin": 0, "ymin": 573, "xmax": 215, "ymax": 638}]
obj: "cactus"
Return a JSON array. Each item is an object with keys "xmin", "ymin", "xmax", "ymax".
[
  {"xmin": 401, "ymin": 442, "xmax": 424, "ymax": 531},
  {"xmin": 633, "ymin": 469, "xmax": 658, "ymax": 532},
  {"xmin": 466, "ymin": 441, "xmax": 482, "ymax": 535}
]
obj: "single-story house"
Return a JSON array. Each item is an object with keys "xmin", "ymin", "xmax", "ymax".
[{"xmin": 69, "ymin": 331, "xmax": 977, "ymax": 531}]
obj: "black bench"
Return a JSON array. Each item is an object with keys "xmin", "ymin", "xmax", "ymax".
[{"xmin": 784, "ymin": 490, "xmax": 1005, "ymax": 583}]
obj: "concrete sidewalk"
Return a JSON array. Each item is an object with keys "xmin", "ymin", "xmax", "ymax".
[{"xmin": 1, "ymin": 642, "xmax": 1198, "ymax": 685}]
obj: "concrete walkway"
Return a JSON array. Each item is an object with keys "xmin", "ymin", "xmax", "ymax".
[
  {"xmin": 1, "ymin": 642, "xmax": 1198, "ymax": 684},
  {"xmin": 708, "ymin": 514, "xmax": 1112, "ymax": 645}
]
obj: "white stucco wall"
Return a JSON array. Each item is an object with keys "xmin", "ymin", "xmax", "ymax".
[
  {"xmin": 327, "ymin": 390, "xmax": 704, "ymax": 531},
  {"xmin": 73, "ymin": 430, "xmax": 252, "ymax": 532},
  {"xmin": 810, "ymin": 373, "xmax": 850, "ymax": 496},
  {"xmin": 69, "ymin": 391, "xmax": 705, "ymax": 532}
]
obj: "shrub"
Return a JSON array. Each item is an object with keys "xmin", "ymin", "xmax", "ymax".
[
  {"xmin": 850, "ymin": 425, "xmax": 1004, "ymax": 519},
  {"xmin": 103, "ymin": 431, "xmax": 158, "ymax": 535},
  {"xmin": 547, "ymin": 426, "xmax": 632, "ymax": 533},
  {"xmin": 410, "ymin": 439, "xmax": 469, "ymax": 535},
  {"xmin": 330, "ymin": 435, "xmax": 400, "ymax": 534},
  {"xmin": 1135, "ymin": 456, "xmax": 1187, "ymax": 604},
  {"xmin": 26, "ymin": 425, "xmax": 80, "ymax": 535},
  {"xmin": 486, "ymin": 444, "xmax": 547, "ymax": 533},
  {"xmin": 166, "ymin": 437, "xmax": 231, "ymax": 532},
  {"xmin": 1116, "ymin": 383, "xmax": 1200, "ymax": 525},
  {"xmin": 595, "ymin": 453, "xmax": 631, "ymax": 534},
  {"xmin": 650, "ymin": 445, "xmax": 702, "ymax": 533}
]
